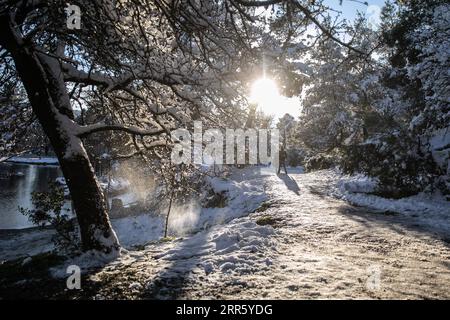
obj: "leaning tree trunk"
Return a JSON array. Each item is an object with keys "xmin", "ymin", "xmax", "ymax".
[{"xmin": 0, "ymin": 17, "xmax": 120, "ymax": 254}]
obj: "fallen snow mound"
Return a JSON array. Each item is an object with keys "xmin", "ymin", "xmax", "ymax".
[{"xmin": 155, "ymin": 219, "xmax": 275, "ymax": 275}]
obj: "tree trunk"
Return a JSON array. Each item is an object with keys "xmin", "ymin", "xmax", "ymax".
[
  {"xmin": 164, "ymin": 191, "xmax": 174, "ymax": 238},
  {"xmin": 0, "ymin": 16, "xmax": 120, "ymax": 254}
]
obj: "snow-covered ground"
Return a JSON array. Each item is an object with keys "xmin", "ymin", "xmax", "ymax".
[
  {"xmin": 2, "ymin": 168, "xmax": 450, "ymax": 299},
  {"xmin": 55, "ymin": 169, "xmax": 450, "ymax": 299}
]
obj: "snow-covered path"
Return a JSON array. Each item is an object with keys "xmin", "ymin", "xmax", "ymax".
[
  {"xmin": 259, "ymin": 172, "xmax": 450, "ymax": 299},
  {"xmin": 76, "ymin": 170, "xmax": 450, "ymax": 300}
]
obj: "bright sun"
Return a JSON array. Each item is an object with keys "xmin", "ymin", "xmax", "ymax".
[
  {"xmin": 250, "ymin": 78, "xmax": 280, "ymax": 109},
  {"xmin": 249, "ymin": 77, "xmax": 300, "ymax": 120}
]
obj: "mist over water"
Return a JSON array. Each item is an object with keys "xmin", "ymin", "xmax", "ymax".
[
  {"xmin": 110, "ymin": 160, "xmax": 204, "ymax": 236},
  {"xmin": 166, "ymin": 201, "xmax": 202, "ymax": 236}
]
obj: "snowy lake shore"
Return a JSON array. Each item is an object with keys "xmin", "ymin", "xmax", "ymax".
[{"xmin": 5, "ymin": 156, "xmax": 59, "ymax": 165}]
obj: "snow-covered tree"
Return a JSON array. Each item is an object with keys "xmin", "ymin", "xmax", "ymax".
[
  {"xmin": 0, "ymin": 0, "xmax": 256, "ymax": 253},
  {"xmin": 349, "ymin": 0, "xmax": 450, "ymax": 196},
  {"xmin": 0, "ymin": 0, "xmax": 370, "ymax": 253},
  {"xmin": 318, "ymin": 0, "xmax": 450, "ymax": 197},
  {"xmin": 299, "ymin": 15, "xmax": 381, "ymax": 153}
]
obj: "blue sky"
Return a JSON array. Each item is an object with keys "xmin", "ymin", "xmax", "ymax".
[{"xmin": 323, "ymin": 0, "xmax": 387, "ymax": 23}]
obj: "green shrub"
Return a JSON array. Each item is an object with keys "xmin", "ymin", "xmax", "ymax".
[{"xmin": 20, "ymin": 183, "xmax": 81, "ymax": 254}]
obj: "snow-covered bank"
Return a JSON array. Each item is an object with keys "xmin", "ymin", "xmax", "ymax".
[
  {"xmin": 0, "ymin": 167, "xmax": 270, "ymax": 262},
  {"xmin": 6, "ymin": 156, "xmax": 59, "ymax": 165},
  {"xmin": 0, "ymin": 227, "xmax": 55, "ymax": 261},
  {"xmin": 111, "ymin": 168, "xmax": 269, "ymax": 248},
  {"xmin": 43, "ymin": 168, "xmax": 272, "ymax": 280},
  {"xmin": 331, "ymin": 171, "xmax": 449, "ymax": 216}
]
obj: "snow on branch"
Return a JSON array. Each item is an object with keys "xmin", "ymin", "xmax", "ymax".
[
  {"xmin": 61, "ymin": 63, "xmax": 181, "ymax": 90},
  {"xmin": 76, "ymin": 123, "xmax": 173, "ymax": 138},
  {"xmin": 235, "ymin": 0, "xmax": 367, "ymax": 55}
]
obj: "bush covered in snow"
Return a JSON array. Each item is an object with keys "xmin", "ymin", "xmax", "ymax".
[
  {"xmin": 304, "ymin": 153, "xmax": 336, "ymax": 172},
  {"xmin": 341, "ymin": 133, "xmax": 445, "ymax": 198}
]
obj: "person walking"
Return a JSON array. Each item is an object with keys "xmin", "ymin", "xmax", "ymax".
[{"xmin": 278, "ymin": 142, "xmax": 288, "ymax": 174}]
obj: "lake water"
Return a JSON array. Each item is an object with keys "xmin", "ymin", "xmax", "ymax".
[{"xmin": 0, "ymin": 162, "xmax": 62, "ymax": 229}]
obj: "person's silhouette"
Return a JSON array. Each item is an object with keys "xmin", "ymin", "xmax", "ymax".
[{"xmin": 278, "ymin": 143, "xmax": 287, "ymax": 174}]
